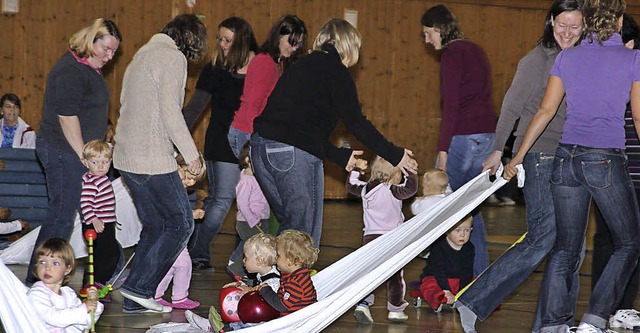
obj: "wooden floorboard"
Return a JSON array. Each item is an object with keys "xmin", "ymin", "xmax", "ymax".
[{"xmin": 3, "ymin": 201, "xmax": 636, "ymax": 332}]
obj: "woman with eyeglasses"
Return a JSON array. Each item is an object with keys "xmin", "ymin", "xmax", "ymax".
[
  {"xmin": 0, "ymin": 93, "xmax": 35, "ymax": 149},
  {"xmin": 26, "ymin": 18, "xmax": 121, "ymax": 285},
  {"xmin": 182, "ymin": 17, "xmax": 258, "ymax": 272},
  {"xmin": 227, "ymin": 14, "xmax": 308, "ymax": 158}
]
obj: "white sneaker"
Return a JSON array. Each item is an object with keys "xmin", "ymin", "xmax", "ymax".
[
  {"xmin": 388, "ymin": 311, "xmax": 408, "ymax": 322},
  {"xmin": 569, "ymin": 322, "xmax": 615, "ymax": 333},
  {"xmin": 609, "ymin": 309, "xmax": 640, "ymax": 330},
  {"xmin": 120, "ymin": 289, "xmax": 172, "ymax": 313},
  {"xmin": 354, "ymin": 305, "xmax": 373, "ymax": 324},
  {"xmin": 185, "ymin": 310, "xmax": 212, "ymax": 331}
]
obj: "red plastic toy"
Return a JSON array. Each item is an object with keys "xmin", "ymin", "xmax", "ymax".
[
  {"xmin": 219, "ymin": 287, "xmax": 243, "ymax": 322},
  {"xmin": 237, "ymin": 291, "xmax": 279, "ymax": 323}
]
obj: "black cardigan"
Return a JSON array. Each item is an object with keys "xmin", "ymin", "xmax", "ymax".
[{"xmin": 253, "ymin": 44, "xmax": 404, "ymax": 168}]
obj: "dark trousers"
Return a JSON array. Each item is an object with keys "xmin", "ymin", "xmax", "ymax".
[
  {"xmin": 357, "ymin": 234, "xmax": 408, "ymax": 311},
  {"xmin": 82, "ymin": 222, "xmax": 122, "ymax": 285}
]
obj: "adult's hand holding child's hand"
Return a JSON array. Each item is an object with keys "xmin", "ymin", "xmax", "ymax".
[{"xmin": 397, "ymin": 149, "xmax": 418, "ymax": 175}]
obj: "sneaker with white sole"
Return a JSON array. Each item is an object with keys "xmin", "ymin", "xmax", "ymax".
[
  {"xmin": 354, "ymin": 305, "xmax": 374, "ymax": 324},
  {"xmin": 120, "ymin": 289, "xmax": 172, "ymax": 313},
  {"xmin": 388, "ymin": 311, "xmax": 408, "ymax": 322},
  {"xmin": 609, "ymin": 309, "xmax": 640, "ymax": 330},
  {"xmin": 568, "ymin": 322, "xmax": 615, "ymax": 333}
]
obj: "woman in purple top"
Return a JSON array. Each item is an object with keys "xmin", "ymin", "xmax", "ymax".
[
  {"xmin": 421, "ymin": 4, "xmax": 496, "ymax": 276},
  {"xmin": 505, "ymin": 0, "xmax": 640, "ymax": 331}
]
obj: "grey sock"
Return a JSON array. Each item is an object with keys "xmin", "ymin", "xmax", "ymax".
[{"xmin": 455, "ymin": 302, "xmax": 478, "ymax": 333}]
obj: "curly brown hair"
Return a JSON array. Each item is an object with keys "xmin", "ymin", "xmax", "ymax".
[
  {"xmin": 582, "ymin": 0, "xmax": 625, "ymax": 44},
  {"xmin": 161, "ymin": 14, "xmax": 207, "ymax": 62},
  {"xmin": 276, "ymin": 230, "xmax": 319, "ymax": 269}
]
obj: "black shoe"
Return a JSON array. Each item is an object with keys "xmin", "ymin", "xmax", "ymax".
[{"xmin": 192, "ymin": 261, "xmax": 213, "ymax": 271}]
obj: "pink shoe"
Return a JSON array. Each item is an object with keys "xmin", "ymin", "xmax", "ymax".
[
  {"xmin": 154, "ymin": 298, "xmax": 172, "ymax": 307},
  {"xmin": 172, "ymin": 298, "xmax": 200, "ymax": 309}
]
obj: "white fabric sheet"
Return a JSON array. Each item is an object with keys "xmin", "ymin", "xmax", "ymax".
[
  {"xmin": 0, "ymin": 259, "xmax": 48, "ymax": 333},
  {"xmin": 149, "ymin": 171, "xmax": 506, "ymax": 333}
]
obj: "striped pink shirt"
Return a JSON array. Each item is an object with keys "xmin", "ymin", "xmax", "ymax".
[{"xmin": 80, "ymin": 173, "xmax": 116, "ymax": 224}]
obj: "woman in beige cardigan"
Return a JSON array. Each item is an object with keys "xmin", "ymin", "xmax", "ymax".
[{"xmin": 113, "ymin": 14, "xmax": 206, "ymax": 314}]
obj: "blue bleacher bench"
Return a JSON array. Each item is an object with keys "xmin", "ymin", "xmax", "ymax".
[{"xmin": 0, "ymin": 148, "xmax": 47, "ymax": 228}]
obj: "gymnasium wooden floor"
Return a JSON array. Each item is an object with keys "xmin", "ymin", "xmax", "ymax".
[{"xmin": 4, "ymin": 199, "xmax": 634, "ymax": 333}]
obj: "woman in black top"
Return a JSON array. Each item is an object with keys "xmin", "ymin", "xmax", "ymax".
[
  {"xmin": 250, "ymin": 18, "xmax": 417, "ymax": 247},
  {"xmin": 182, "ymin": 17, "xmax": 257, "ymax": 270}
]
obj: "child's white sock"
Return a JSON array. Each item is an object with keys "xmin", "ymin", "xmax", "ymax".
[{"xmin": 454, "ymin": 302, "xmax": 477, "ymax": 333}]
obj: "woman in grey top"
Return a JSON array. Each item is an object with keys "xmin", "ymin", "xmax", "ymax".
[{"xmin": 453, "ymin": 1, "xmax": 583, "ymax": 332}]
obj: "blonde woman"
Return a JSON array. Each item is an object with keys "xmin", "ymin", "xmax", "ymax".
[
  {"xmin": 27, "ymin": 18, "xmax": 121, "ymax": 285},
  {"xmin": 250, "ymin": 18, "xmax": 418, "ymax": 247}
]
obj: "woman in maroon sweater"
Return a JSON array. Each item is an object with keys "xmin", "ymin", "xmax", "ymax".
[{"xmin": 421, "ymin": 4, "xmax": 496, "ymax": 276}]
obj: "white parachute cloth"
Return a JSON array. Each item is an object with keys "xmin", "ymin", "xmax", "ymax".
[
  {"xmin": 0, "ymin": 178, "xmax": 142, "ymax": 264},
  {"xmin": 0, "ymin": 259, "xmax": 48, "ymax": 333},
  {"xmin": 149, "ymin": 170, "xmax": 507, "ymax": 333}
]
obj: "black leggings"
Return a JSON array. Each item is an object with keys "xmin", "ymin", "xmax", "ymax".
[{"xmin": 82, "ymin": 222, "xmax": 122, "ymax": 285}]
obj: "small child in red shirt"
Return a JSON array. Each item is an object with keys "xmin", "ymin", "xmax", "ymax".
[
  {"xmin": 208, "ymin": 229, "xmax": 318, "ymax": 332},
  {"xmin": 258, "ymin": 229, "xmax": 319, "ymax": 315}
]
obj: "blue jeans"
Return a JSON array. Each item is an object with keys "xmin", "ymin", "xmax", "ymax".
[
  {"xmin": 118, "ymin": 171, "xmax": 194, "ymax": 307},
  {"xmin": 458, "ymin": 153, "xmax": 580, "ymax": 331},
  {"xmin": 189, "ymin": 160, "xmax": 240, "ymax": 263},
  {"xmin": 540, "ymin": 144, "xmax": 640, "ymax": 331},
  {"xmin": 447, "ymin": 133, "xmax": 494, "ymax": 275},
  {"xmin": 250, "ymin": 133, "xmax": 324, "ymax": 246},
  {"xmin": 228, "ymin": 125, "xmax": 251, "ymax": 159},
  {"xmin": 26, "ymin": 137, "xmax": 86, "ymax": 284}
]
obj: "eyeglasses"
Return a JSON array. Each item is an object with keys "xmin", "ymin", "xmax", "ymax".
[
  {"xmin": 216, "ymin": 36, "xmax": 232, "ymax": 45},
  {"xmin": 2, "ymin": 104, "xmax": 19, "ymax": 110}
]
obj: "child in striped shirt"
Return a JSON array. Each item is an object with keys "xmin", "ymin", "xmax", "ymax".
[
  {"xmin": 259, "ymin": 229, "xmax": 319, "ymax": 315},
  {"xmin": 208, "ymin": 230, "xmax": 319, "ymax": 332},
  {"xmin": 79, "ymin": 140, "xmax": 121, "ymax": 296}
]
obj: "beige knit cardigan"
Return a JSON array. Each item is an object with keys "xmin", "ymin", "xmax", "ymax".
[{"xmin": 113, "ymin": 34, "xmax": 199, "ymax": 175}]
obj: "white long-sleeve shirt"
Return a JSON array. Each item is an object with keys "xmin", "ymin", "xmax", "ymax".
[
  {"xmin": 0, "ymin": 220, "xmax": 22, "ymax": 235},
  {"xmin": 27, "ymin": 281, "xmax": 103, "ymax": 333}
]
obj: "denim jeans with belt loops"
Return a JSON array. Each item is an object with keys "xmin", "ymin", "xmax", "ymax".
[
  {"xmin": 539, "ymin": 144, "xmax": 640, "ymax": 332},
  {"xmin": 26, "ymin": 137, "xmax": 87, "ymax": 284},
  {"xmin": 188, "ymin": 160, "xmax": 240, "ymax": 264},
  {"xmin": 118, "ymin": 170, "xmax": 194, "ymax": 309},
  {"xmin": 249, "ymin": 133, "xmax": 324, "ymax": 247},
  {"xmin": 457, "ymin": 152, "xmax": 580, "ymax": 331}
]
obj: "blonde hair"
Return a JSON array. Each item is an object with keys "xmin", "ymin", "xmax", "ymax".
[
  {"xmin": 421, "ymin": 168, "xmax": 448, "ymax": 196},
  {"xmin": 312, "ymin": 18, "xmax": 362, "ymax": 67},
  {"xmin": 244, "ymin": 233, "xmax": 277, "ymax": 266},
  {"xmin": 69, "ymin": 18, "xmax": 121, "ymax": 59},
  {"xmin": 369, "ymin": 156, "xmax": 401, "ymax": 184},
  {"xmin": 33, "ymin": 238, "xmax": 75, "ymax": 285},
  {"xmin": 276, "ymin": 230, "xmax": 319, "ymax": 269},
  {"xmin": 82, "ymin": 139, "xmax": 112, "ymax": 160}
]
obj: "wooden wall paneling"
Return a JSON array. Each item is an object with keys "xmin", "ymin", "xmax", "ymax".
[
  {"xmin": 7, "ymin": 0, "xmax": 636, "ymax": 199},
  {"xmin": 385, "ymin": 0, "xmax": 442, "ymax": 175}
]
